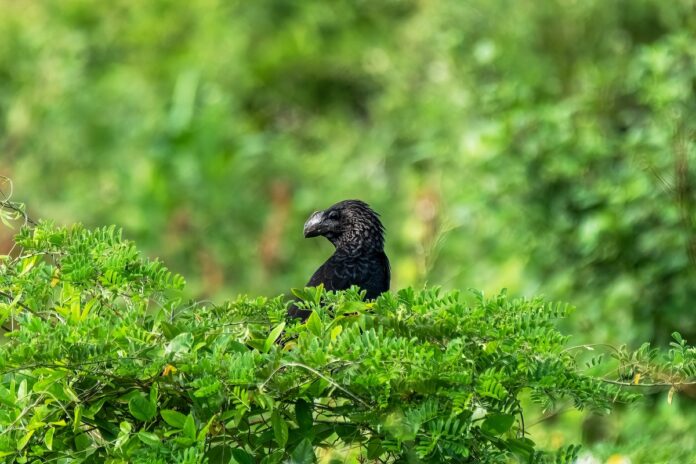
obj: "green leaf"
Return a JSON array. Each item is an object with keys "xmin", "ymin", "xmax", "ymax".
[
  {"xmin": 161, "ymin": 409, "xmax": 187, "ymax": 428},
  {"xmin": 247, "ymin": 338, "xmax": 266, "ymax": 352},
  {"xmin": 137, "ymin": 431, "xmax": 161, "ymax": 447},
  {"xmin": 205, "ymin": 445, "xmax": 232, "ymax": 464},
  {"xmin": 165, "ymin": 332, "xmax": 194, "ymax": 358},
  {"xmin": 505, "ymin": 437, "xmax": 536, "ymax": 459},
  {"xmin": 74, "ymin": 432, "xmax": 92, "ymax": 451},
  {"xmin": 149, "ymin": 383, "xmax": 159, "ymax": 404},
  {"xmin": 32, "ymin": 370, "xmax": 68, "ymax": 394},
  {"xmin": 17, "ymin": 379, "xmax": 27, "ymax": 403},
  {"xmin": 482, "ymin": 413, "xmax": 515, "ymax": 435},
  {"xmin": 290, "ymin": 438, "xmax": 315, "ymax": 463},
  {"xmin": 84, "ymin": 397, "xmax": 107, "ymax": 419},
  {"xmin": 160, "ymin": 321, "xmax": 181, "ymax": 339},
  {"xmin": 260, "ymin": 450, "xmax": 285, "ymax": 464},
  {"xmin": 329, "ymin": 325, "xmax": 343, "ymax": 341},
  {"xmin": 383, "ymin": 410, "xmax": 416, "ymax": 441},
  {"xmin": 228, "ymin": 340, "xmax": 249, "ymax": 353},
  {"xmin": 335, "ymin": 424, "xmax": 359, "ymax": 443},
  {"xmin": 73, "ymin": 405, "xmax": 83, "ymax": 432},
  {"xmin": 290, "ymin": 288, "xmax": 303, "ymax": 300},
  {"xmin": 306, "ymin": 311, "xmax": 322, "ymax": 336},
  {"xmin": 44, "ymin": 427, "xmax": 55, "ymax": 451},
  {"xmin": 197, "ymin": 415, "xmax": 216, "ymax": 442},
  {"xmin": 0, "ymin": 384, "xmax": 15, "ymax": 408},
  {"xmin": 295, "ymin": 399, "xmax": 313, "ymax": 432},
  {"xmin": 291, "ymin": 285, "xmax": 323, "ymax": 303},
  {"xmin": 264, "ymin": 322, "xmax": 286, "ymax": 353},
  {"xmin": 339, "ymin": 300, "xmax": 368, "ymax": 314},
  {"xmin": 120, "ymin": 421, "xmax": 132, "ymax": 434},
  {"xmin": 183, "ymin": 414, "xmax": 196, "ymax": 441},
  {"xmin": 0, "ymin": 305, "xmax": 10, "ymax": 330},
  {"xmin": 366, "ymin": 438, "xmax": 383, "ymax": 459},
  {"xmin": 17, "ymin": 430, "xmax": 34, "ymax": 450},
  {"xmin": 231, "ymin": 448, "xmax": 254, "ymax": 464},
  {"xmin": 128, "ymin": 394, "xmax": 157, "ymax": 422},
  {"xmin": 271, "ymin": 410, "xmax": 289, "ymax": 448},
  {"xmin": 206, "ymin": 445, "xmax": 234, "ymax": 463},
  {"xmin": 62, "ymin": 384, "xmax": 79, "ymax": 402}
]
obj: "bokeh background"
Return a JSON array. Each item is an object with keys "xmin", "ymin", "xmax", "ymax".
[{"xmin": 1, "ymin": 0, "xmax": 696, "ymax": 461}]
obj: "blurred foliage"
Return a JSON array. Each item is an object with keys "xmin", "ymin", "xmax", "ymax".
[{"xmin": 2, "ymin": 0, "xmax": 696, "ymax": 461}]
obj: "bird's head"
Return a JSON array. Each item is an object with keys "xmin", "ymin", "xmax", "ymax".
[{"xmin": 303, "ymin": 200, "xmax": 385, "ymax": 252}]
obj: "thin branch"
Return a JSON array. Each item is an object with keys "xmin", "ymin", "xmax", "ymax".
[
  {"xmin": 561, "ymin": 343, "xmax": 621, "ymax": 354},
  {"xmin": 0, "ymin": 290, "xmax": 33, "ymax": 313},
  {"xmin": 526, "ymin": 406, "xmax": 575, "ymax": 428},
  {"xmin": 0, "ymin": 356, "xmax": 155, "ymax": 376},
  {"xmin": 0, "ymin": 176, "xmax": 36, "ymax": 227},
  {"xmin": 260, "ymin": 361, "xmax": 370, "ymax": 407},
  {"xmin": 599, "ymin": 378, "xmax": 696, "ymax": 388}
]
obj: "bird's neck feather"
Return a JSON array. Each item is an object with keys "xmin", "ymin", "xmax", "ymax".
[
  {"xmin": 328, "ymin": 216, "xmax": 385, "ymax": 254},
  {"xmin": 332, "ymin": 235, "xmax": 384, "ymax": 255}
]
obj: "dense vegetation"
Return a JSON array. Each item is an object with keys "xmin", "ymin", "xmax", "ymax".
[
  {"xmin": 0, "ymin": 218, "xmax": 691, "ymax": 463},
  {"xmin": 2, "ymin": 0, "xmax": 696, "ymax": 460}
]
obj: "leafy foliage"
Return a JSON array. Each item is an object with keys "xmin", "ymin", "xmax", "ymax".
[{"xmin": 0, "ymin": 221, "xmax": 646, "ymax": 463}]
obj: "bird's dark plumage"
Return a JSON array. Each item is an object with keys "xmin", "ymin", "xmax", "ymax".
[{"xmin": 288, "ymin": 200, "xmax": 390, "ymax": 320}]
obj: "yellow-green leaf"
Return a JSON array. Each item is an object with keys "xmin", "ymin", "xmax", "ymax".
[
  {"xmin": 330, "ymin": 325, "xmax": 343, "ymax": 341},
  {"xmin": 306, "ymin": 311, "xmax": 322, "ymax": 337},
  {"xmin": 80, "ymin": 298, "xmax": 97, "ymax": 320},
  {"xmin": 70, "ymin": 299, "xmax": 81, "ymax": 322},
  {"xmin": 183, "ymin": 414, "xmax": 196, "ymax": 441},
  {"xmin": 161, "ymin": 409, "xmax": 187, "ymax": 428},
  {"xmin": 63, "ymin": 384, "xmax": 79, "ymax": 402},
  {"xmin": 17, "ymin": 430, "xmax": 34, "ymax": 450},
  {"xmin": 44, "ymin": 427, "xmax": 55, "ymax": 451},
  {"xmin": 73, "ymin": 405, "xmax": 83, "ymax": 432},
  {"xmin": 138, "ymin": 431, "xmax": 161, "ymax": 447},
  {"xmin": 264, "ymin": 322, "xmax": 285, "ymax": 353}
]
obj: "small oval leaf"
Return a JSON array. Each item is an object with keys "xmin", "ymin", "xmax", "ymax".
[
  {"xmin": 129, "ymin": 395, "xmax": 157, "ymax": 422},
  {"xmin": 272, "ymin": 410, "xmax": 289, "ymax": 448}
]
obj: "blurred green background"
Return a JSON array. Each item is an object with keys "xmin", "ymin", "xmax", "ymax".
[{"xmin": 2, "ymin": 0, "xmax": 696, "ymax": 461}]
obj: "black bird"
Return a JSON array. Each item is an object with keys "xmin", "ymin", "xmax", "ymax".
[{"xmin": 288, "ymin": 200, "xmax": 390, "ymax": 320}]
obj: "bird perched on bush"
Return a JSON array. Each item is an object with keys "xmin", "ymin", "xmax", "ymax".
[{"xmin": 288, "ymin": 200, "xmax": 390, "ymax": 320}]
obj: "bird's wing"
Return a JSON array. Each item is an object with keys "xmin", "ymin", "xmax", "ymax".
[
  {"xmin": 306, "ymin": 258, "xmax": 348, "ymax": 291},
  {"xmin": 359, "ymin": 252, "xmax": 390, "ymax": 299},
  {"xmin": 310, "ymin": 253, "xmax": 390, "ymax": 297}
]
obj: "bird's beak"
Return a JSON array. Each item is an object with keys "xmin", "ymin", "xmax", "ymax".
[{"xmin": 303, "ymin": 211, "xmax": 324, "ymax": 238}]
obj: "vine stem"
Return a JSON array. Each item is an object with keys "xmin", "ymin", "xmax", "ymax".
[
  {"xmin": 0, "ymin": 176, "xmax": 36, "ymax": 227},
  {"xmin": 598, "ymin": 378, "xmax": 696, "ymax": 388},
  {"xmin": 561, "ymin": 343, "xmax": 621, "ymax": 354},
  {"xmin": 260, "ymin": 361, "xmax": 370, "ymax": 407}
]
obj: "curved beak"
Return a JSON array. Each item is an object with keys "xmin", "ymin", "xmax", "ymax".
[{"xmin": 303, "ymin": 211, "xmax": 324, "ymax": 238}]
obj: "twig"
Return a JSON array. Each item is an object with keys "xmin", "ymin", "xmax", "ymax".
[
  {"xmin": 0, "ymin": 176, "xmax": 36, "ymax": 227},
  {"xmin": 0, "ymin": 356, "xmax": 155, "ymax": 376},
  {"xmin": 526, "ymin": 406, "xmax": 574, "ymax": 428},
  {"xmin": 260, "ymin": 361, "xmax": 369, "ymax": 407},
  {"xmin": 599, "ymin": 378, "xmax": 696, "ymax": 388},
  {"xmin": 561, "ymin": 343, "xmax": 621, "ymax": 354},
  {"xmin": 0, "ymin": 290, "xmax": 32, "ymax": 312}
]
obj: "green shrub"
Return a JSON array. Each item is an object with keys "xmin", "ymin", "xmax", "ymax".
[{"xmin": 0, "ymin": 221, "xmax": 643, "ymax": 463}]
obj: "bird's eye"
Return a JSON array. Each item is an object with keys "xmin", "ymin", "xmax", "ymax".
[{"xmin": 327, "ymin": 210, "xmax": 339, "ymax": 220}]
